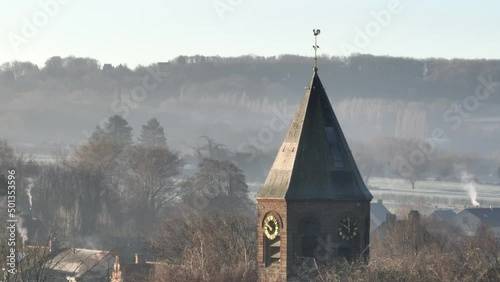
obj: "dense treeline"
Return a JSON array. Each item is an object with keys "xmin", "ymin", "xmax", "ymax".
[
  {"xmin": 2, "ymin": 54, "xmax": 500, "ymax": 102},
  {"xmin": 2, "ymin": 54, "xmax": 500, "ymax": 164}
]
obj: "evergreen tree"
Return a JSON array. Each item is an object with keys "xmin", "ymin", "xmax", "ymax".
[
  {"xmin": 90, "ymin": 115, "xmax": 133, "ymax": 145},
  {"xmin": 138, "ymin": 118, "xmax": 167, "ymax": 146}
]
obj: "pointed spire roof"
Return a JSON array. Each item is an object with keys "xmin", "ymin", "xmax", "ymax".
[{"xmin": 256, "ymin": 71, "xmax": 372, "ymax": 200}]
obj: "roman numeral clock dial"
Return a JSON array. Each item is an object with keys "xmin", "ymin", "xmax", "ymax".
[
  {"xmin": 264, "ymin": 215, "xmax": 279, "ymax": 240},
  {"xmin": 338, "ymin": 217, "xmax": 358, "ymax": 240}
]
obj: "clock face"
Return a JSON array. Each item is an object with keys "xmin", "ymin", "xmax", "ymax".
[
  {"xmin": 337, "ymin": 217, "xmax": 358, "ymax": 240},
  {"xmin": 264, "ymin": 215, "xmax": 279, "ymax": 240}
]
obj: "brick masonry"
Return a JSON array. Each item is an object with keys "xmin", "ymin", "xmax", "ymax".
[{"xmin": 257, "ymin": 199, "xmax": 371, "ymax": 281}]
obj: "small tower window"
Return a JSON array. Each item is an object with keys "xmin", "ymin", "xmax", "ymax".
[{"xmin": 298, "ymin": 217, "xmax": 321, "ymax": 258}]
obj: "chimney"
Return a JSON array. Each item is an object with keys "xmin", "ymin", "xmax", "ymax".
[
  {"xmin": 49, "ymin": 237, "xmax": 59, "ymax": 253},
  {"xmin": 114, "ymin": 255, "xmax": 120, "ymax": 271},
  {"xmin": 111, "ymin": 255, "xmax": 123, "ymax": 282},
  {"xmin": 386, "ymin": 213, "xmax": 396, "ymax": 226},
  {"xmin": 377, "ymin": 199, "xmax": 383, "ymax": 204},
  {"xmin": 408, "ymin": 210, "xmax": 420, "ymax": 222},
  {"xmin": 135, "ymin": 253, "xmax": 145, "ymax": 264}
]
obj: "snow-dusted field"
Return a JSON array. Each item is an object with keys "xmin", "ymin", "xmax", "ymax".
[
  {"xmin": 368, "ymin": 177, "xmax": 500, "ymax": 214},
  {"xmin": 30, "ymin": 152, "xmax": 500, "ymax": 214},
  {"xmin": 248, "ymin": 177, "xmax": 500, "ymax": 214}
]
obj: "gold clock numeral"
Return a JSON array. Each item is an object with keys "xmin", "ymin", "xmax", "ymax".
[{"xmin": 264, "ymin": 215, "xmax": 280, "ymax": 240}]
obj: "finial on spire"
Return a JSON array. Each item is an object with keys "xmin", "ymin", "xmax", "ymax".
[{"xmin": 313, "ymin": 29, "xmax": 321, "ymax": 72}]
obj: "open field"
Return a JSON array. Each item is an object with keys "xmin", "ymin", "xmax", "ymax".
[
  {"xmin": 249, "ymin": 177, "xmax": 500, "ymax": 215},
  {"xmin": 29, "ymin": 152, "xmax": 500, "ymax": 216},
  {"xmin": 368, "ymin": 177, "xmax": 500, "ymax": 215}
]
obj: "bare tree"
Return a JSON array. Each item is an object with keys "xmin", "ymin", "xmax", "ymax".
[
  {"xmin": 125, "ymin": 144, "xmax": 182, "ymax": 228},
  {"xmin": 185, "ymin": 158, "xmax": 252, "ymax": 212},
  {"xmin": 34, "ymin": 164, "xmax": 122, "ymax": 243},
  {"xmin": 190, "ymin": 136, "xmax": 230, "ymax": 161},
  {"xmin": 75, "ymin": 138, "xmax": 124, "ymax": 173},
  {"xmin": 351, "ymin": 140, "xmax": 379, "ymax": 184},
  {"xmin": 147, "ymin": 211, "xmax": 257, "ymax": 282},
  {"xmin": 388, "ymin": 138, "xmax": 430, "ymax": 189}
]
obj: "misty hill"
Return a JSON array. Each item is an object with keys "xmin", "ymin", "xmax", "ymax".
[{"xmin": 1, "ymin": 54, "xmax": 499, "ymax": 156}]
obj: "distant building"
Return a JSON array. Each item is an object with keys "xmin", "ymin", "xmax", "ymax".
[
  {"xmin": 452, "ymin": 208, "xmax": 500, "ymax": 237},
  {"xmin": 102, "ymin": 64, "xmax": 113, "ymax": 72},
  {"xmin": 30, "ymin": 247, "xmax": 115, "ymax": 282},
  {"xmin": 111, "ymin": 253, "xmax": 155, "ymax": 282},
  {"xmin": 157, "ymin": 62, "xmax": 170, "ymax": 73},
  {"xmin": 370, "ymin": 199, "xmax": 391, "ymax": 232},
  {"xmin": 372, "ymin": 210, "xmax": 429, "ymax": 243},
  {"xmin": 20, "ymin": 242, "xmax": 158, "ymax": 281},
  {"xmin": 428, "ymin": 209, "xmax": 456, "ymax": 222}
]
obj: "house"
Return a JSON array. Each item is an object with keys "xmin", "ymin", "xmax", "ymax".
[
  {"xmin": 452, "ymin": 208, "xmax": 500, "ymax": 237},
  {"xmin": 429, "ymin": 209, "xmax": 456, "ymax": 222},
  {"xmin": 111, "ymin": 254, "xmax": 155, "ymax": 282},
  {"xmin": 16, "ymin": 244, "xmax": 115, "ymax": 282},
  {"xmin": 42, "ymin": 248, "xmax": 115, "ymax": 281},
  {"xmin": 20, "ymin": 242, "xmax": 157, "ymax": 281},
  {"xmin": 370, "ymin": 199, "xmax": 391, "ymax": 232},
  {"xmin": 372, "ymin": 210, "xmax": 430, "ymax": 248}
]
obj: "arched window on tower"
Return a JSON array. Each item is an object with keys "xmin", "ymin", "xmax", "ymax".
[{"xmin": 298, "ymin": 217, "xmax": 321, "ymax": 257}]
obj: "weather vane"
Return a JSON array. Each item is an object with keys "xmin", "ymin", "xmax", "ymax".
[{"xmin": 313, "ymin": 29, "xmax": 321, "ymax": 72}]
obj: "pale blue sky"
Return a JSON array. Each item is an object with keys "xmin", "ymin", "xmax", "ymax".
[{"xmin": 1, "ymin": 0, "xmax": 499, "ymax": 67}]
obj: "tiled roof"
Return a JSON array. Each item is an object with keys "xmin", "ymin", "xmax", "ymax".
[
  {"xmin": 432, "ymin": 209, "xmax": 456, "ymax": 221},
  {"xmin": 465, "ymin": 208, "xmax": 500, "ymax": 227},
  {"xmin": 370, "ymin": 202, "xmax": 390, "ymax": 231},
  {"xmin": 44, "ymin": 248, "xmax": 114, "ymax": 281}
]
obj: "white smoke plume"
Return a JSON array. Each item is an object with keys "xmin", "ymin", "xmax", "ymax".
[
  {"xmin": 461, "ymin": 172, "xmax": 480, "ymax": 207},
  {"xmin": 17, "ymin": 216, "xmax": 29, "ymax": 243},
  {"xmin": 26, "ymin": 177, "xmax": 34, "ymax": 210}
]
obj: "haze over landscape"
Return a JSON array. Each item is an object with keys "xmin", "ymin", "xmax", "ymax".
[{"xmin": 1, "ymin": 1, "xmax": 500, "ymax": 281}]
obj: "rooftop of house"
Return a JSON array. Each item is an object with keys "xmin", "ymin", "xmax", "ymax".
[
  {"xmin": 463, "ymin": 207, "xmax": 500, "ymax": 227},
  {"xmin": 371, "ymin": 200, "xmax": 390, "ymax": 231},
  {"xmin": 431, "ymin": 209, "xmax": 456, "ymax": 221},
  {"xmin": 43, "ymin": 248, "xmax": 114, "ymax": 281}
]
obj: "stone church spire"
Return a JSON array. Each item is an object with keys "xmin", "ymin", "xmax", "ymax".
[
  {"xmin": 256, "ymin": 31, "xmax": 372, "ymax": 201},
  {"xmin": 256, "ymin": 30, "xmax": 372, "ymax": 280}
]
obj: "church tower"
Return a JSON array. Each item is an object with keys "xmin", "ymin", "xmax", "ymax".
[{"xmin": 256, "ymin": 30, "xmax": 373, "ymax": 280}]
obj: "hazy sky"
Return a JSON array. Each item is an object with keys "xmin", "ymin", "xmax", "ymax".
[{"xmin": 1, "ymin": 0, "xmax": 499, "ymax": 67}]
